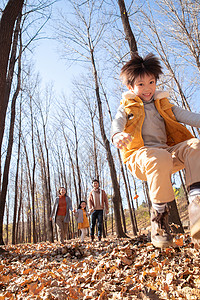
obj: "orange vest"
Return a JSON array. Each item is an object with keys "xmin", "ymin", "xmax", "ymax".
[{"xmin": 120, "ymin": 95, "xmax": 194, "ymax": 163}]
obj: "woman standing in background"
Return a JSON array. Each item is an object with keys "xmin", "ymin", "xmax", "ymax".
[{"xmin": 50, "ymin": 187, "xmax": 72, "ymax": 243}]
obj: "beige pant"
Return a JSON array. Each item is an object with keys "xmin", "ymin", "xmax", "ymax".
[
  {"xmin": 55, "ymin": 215, "xmax": 69, "ymax": 243},
  {"xmin": 126, "ymin": 138, "xmax": 200, "ymax": 204}
]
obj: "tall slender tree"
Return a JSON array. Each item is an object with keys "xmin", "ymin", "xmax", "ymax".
[
  {"xmin": 0, "ymin": 0, "xmax": 24, "ymax": 155},
  {"xmin": 0, "ymin": 6, "xmax": 23, "ymax": 245}
]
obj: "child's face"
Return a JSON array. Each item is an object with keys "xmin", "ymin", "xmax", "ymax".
[
  {"xmin": 81, "ymin": 202, "xmax": 86, "ymax": 209},
  {"xmin": 129, "ymin": 73, "xmax": 156, "ymax": 102}
]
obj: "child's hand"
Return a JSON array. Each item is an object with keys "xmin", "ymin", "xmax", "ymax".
[
  {"xmin": 89, "ymin": 208, "xmax": 94, "ymax": 214},
  {"xmin": 113, "ymin": 132, "xmax": 132, "ymax": 149}
]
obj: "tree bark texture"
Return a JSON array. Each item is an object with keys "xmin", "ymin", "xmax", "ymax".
[
  {"xmin": 63, "ymin": 133, "xmax": 79, "ymax": 208},
  {"xmin": 90, "ymin": 49, "xmax": 126, "ymax": 237},
  {"xmin": 12, "ymin": 101, "xmax": 22, "ymax": 244},
  {"xmin": 118, "ymin": 0, "xmax": 138, "ymax": 57},
  {"xmin": 0, "ymin": 0, "xmax": 24, "ymax": 153},
  {"xmin": 0, "ymin": 11, "xmax": 22, "ymax": 245},
  {"xmin": 102, "ymin": 82, "xmax": 138, "ymax": 235}
]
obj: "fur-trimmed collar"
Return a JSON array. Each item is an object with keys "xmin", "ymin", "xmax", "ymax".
[{"xmin": 122, "ymin": 90, "xmax": 169, "ymax": 101}]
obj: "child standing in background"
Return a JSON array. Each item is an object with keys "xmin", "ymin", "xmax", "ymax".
[{"xmin": 74, "ymin": 201, "xmax": 90, "ymax": 242}]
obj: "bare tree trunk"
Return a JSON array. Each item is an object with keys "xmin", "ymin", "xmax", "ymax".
[
  {"xmin": 37, "ymin": 140, "xmax": 48, "ymax": 241},
  {"xmin": 79, "ymin": 95, "xmax": 100, "ymax": 181},
  {"xmin": 142, "ymin": 181, "xmax": 151, "ymax": 215},
  {"xmin": 36, "ymin": 119, "xmax": 53, "ymax": 242},
  {"xmin": 12, "ymin": 99, "xmax": 22, "ymax": 244},
  {"xmin": 0, "ymin": 0, "xmax": 24, "ymax": 155},
  {"xmin": 5, "ymin": 201, "xmax": 9, "ymax": 244},
  {"xmin": 21, "ymin": 201, "xmax": 24, "ymax": 243},
  {"xmin": 111, "ymin": 198, "xmax": 114, "ymax": 235},
  {"xmin": 35, "ymin": 193, "xmax": 41, "ymax": 242},
  {"xmin": 132, "ymin": 177, "xmax": 139, "ymax": 209},
  {"xmin": 74, "ymin": 125, "xmax": 82, "ymax": 203},
  {"xmin": 63, "ymin": 132, "xmax": 79, "ymax": 207},
  {"xmin": 23, "ymin": 101, "xmax": 37, "ymax": 244},
  {"xmin": 91, "ymin": 115, "xmax": 99, "ymax": 180},
  {"xmin": 143, "ymin": 181, "xmax": 151, "ymax": 214},
  {"xmin": 89, "ymin": 48, "xmax": 126, "ymax": 237},
  {"xmin": 122, "ymin": 166, "xmax": 137, "ymax": 235},
  {"xmin": 124, "ymin": 166, "xmax": 138, "ymax": 232},
  {"xmin": 60, "ymin": 151, "xmax": 68, "ymax": 190},
  {"xmin": 101, "ymin": 80, "xmax": 137, "ymax": 235},
  {"xmin": 30, "ymin": 101, "xmax": 37, "ymax": 243},
  {"xmin": 27, "ymin": 194, "xmax": 32, "ymax": 243},
  {"xmin": 23, "ymin": 142, "xmax": 34, "ymax": 243},
  {"xmin": 16, "ymin": 163, "xmax": 23, "ymax": 244},
  {"xmin": 42, "ymin": 122, "xmax": 53, "ymax": 242},
  {"xmin": 179, "ymin": 170, "xmax": 189, "ymax": 205},
  {"xmin": 118, "ymin": 0, "xmax": 138, "ymax": 57},
  {"xmin": 120, "ymin": 198, "xmax": 127, "ymax": 233},
  {"xmin": 0, "ymin": 13, "xmax": 22, "ymax": 245}
]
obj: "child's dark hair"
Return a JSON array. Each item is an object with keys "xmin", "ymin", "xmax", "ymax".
[
  {"xmin": 120, "ymin": 53, "xmax": 163, "ymax": 87},
  {"xmin": 78, "ymin": 201, "xmax": 87, "ymax": 210}
]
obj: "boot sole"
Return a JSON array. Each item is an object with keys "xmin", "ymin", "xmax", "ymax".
[
  {"xmin": 191, "ymin": 219, "xmax": 200, "ymax": 239},
  {"xmin": 152, "ymin": 239, "xmax": 173, "ymax": 248}
]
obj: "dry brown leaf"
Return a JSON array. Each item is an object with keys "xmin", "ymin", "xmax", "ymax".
[
  {"xmin": 68, "ymin": 287, "xmax": 81, "ymax": 299},
  {"xmin": 98, "ymin": 290, "xmax": 108, "ymax": 300},
  {"xmin": 125, "ymin": 276, "xmax": 133, "ymax": 284},
  {"xmin": 0, "ymin": 275, "xmax": 10, "ymax": 283},
  {"xmin": 163, "ymin": 283, "xmax": 170, "ymax": 292},
  {"xmin": 119, "ymin": 256, "xmax": 133, "ymax": 265},
  {"xmin": 109, "ymin": 266, "xmax": 119, "ymax": 273},
  {"xmin": 0, "ymin": 236, "xmax": 200, "ymax": 299},
  {"xmin": 175, "ymin": 238, "xmax": 184, "ymax": 247},
  {"xmin": 1, "ymin": 292, "xmax": 12, "ymax": 298},
  {"xmin": 23, "ymin": 268, "xmax": 33, "ymax": 275}
]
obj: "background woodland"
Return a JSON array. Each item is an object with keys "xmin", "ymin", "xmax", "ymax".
[{"xmin": 0, "ymin": 0, "xmax": 200, "ymax": 245}]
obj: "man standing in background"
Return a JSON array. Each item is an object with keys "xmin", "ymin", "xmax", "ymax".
[{"xmin": 88, "ymin": 179, "xmax": 109, "ymax": 242}]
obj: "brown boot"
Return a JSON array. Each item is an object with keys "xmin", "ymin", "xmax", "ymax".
[
  {"xmin": 151, "ymin": 206, "xmax": 173, "ymax": 248},
  {"xmin": 98, "ymin": 236, "xmax": 101, "ymax": 242},
  {"xmin": 188, "ymin": 195, "xmax": 200, "ymax": 240},
  {"xmin": 91, "ymin": 235, "xmax": 94, "ymax": 242}
]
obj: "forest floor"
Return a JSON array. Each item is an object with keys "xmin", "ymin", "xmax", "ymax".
[
  {"xmin": 1, "ymin": 199, "xmax": 200, "ymax": 300},
  {"xmin": 0, "ymin": 232, "xmax": 200, "ymax": 299}
]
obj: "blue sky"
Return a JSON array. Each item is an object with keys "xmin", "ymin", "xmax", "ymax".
[
  {"xmin": 33, "ymin": 0, "xmax": 76, "ymax": 95},
  {"xmin": 33, "ymin": 0, "xmax": 200, "ymax": 113},
  {"xmin": 34, "ymin": 37, "xmax": 70, "ymax": 94}
]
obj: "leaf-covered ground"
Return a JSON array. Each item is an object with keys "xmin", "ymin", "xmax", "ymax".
[{"xmin": 0, "ymin": 234, "xmax": 200, "ymax": 300}]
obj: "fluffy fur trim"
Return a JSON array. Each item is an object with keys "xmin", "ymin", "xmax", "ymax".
[{"xmin": 122, "ymin": 90, "xmax": 169, "ymax": 100}]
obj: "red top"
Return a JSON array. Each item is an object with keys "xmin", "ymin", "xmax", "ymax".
[{"xmin": 57, "ymin": 195, "xmax": 67, "ymax": 216}]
